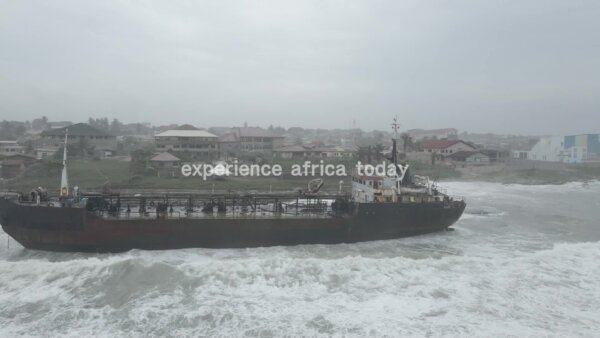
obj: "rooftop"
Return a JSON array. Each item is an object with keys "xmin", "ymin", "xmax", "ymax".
[
  {"xmin": 174, "ymin": 124, "xmax": 199, "ymax": 130},
  {"xmin": 155, "ymin": 130, "xmax": 217, "ymax": 138},
  {"xmin": 274, "ymin": 144, "xmax": 311, "ymax": 152},
  {"xmin": 447, "ymin": 150, "xmax": 484, "ymax": 159},
  {"xmin": 274, "ymin": 144, "xmax": 358, "ymax": 153},
  {"xmin": 150, "ymin": 152, "xmax": 181, "ymax": 162},
  {"xmin": 421, "ymin": 140, "xmax": 472, "ymax": 149},
  {"xmin": 41, "ymin": 123, "xmax": 114, "ymax": 137},
  {"xmin": 218, "ymin": 133, "xmax": 238, "ymax": 142},
  {"xmin": 316, "ymin": 145, "xmax": 358, "ymax": 152},
  {"xmin": 407, "ymin": 128, "xmax": 458, "ymax": 135}
]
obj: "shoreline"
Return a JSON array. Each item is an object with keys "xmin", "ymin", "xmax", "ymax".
[
  {"xmin": 442, "ymin": 176, "xmax": 599, "ymax": 186},
  {"xmin": 448, "ymin": 162, "xmax": 600, "ymax": 185},
  {"xmin": 2, "ymin": 158, "xmax": 600, "ymax": 192}
]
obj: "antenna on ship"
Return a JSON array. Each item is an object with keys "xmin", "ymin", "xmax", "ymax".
[
  {"xmin": 391, "ymin": 116, "xmax": 400, "ymax": 140},
  {"xmin": 391, "ymin": 116, "xmax": 407, "ymax": 192},
  {"xmin": 60, "ymin": 128, "xmax": 69, "ymax": 198},
  {"xmin": 391, "ymin": 116, "xmax": 400, "ymax": 169}
]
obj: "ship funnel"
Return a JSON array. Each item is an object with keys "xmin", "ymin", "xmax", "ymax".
[{"xmin": 60, "ymin": 129, "xmax": 69, "ymax": 198}]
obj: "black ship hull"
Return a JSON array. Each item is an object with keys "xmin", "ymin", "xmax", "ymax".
[{"xmin": 0, "ymin": 198, "xmax": 465, "ymax": 252}]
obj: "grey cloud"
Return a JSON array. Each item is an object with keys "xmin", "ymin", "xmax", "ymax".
[{"xmin": 0, "ymin": 0, "xmax": 598, "ymax": 134}]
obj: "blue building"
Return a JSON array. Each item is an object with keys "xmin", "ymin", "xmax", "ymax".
[{"xmin": 563, "ymin": 134, "xmax": 600, "ymax": 163}]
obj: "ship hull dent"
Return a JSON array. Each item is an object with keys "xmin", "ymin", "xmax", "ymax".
[{"xmin": 0, "ymin": 198, "xmax": 465, "ymax": 252}]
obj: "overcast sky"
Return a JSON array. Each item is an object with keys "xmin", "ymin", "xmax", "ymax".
[{"xmin": 0, "ymin": 0, "xmax": 598, "ymax": 135}]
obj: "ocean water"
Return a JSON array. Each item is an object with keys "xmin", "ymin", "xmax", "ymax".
[{"xmin": 1, "ymin": 181, "xmax": 599, "ymax": 337}]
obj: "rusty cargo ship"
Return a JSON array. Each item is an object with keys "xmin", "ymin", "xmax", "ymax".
[{"xmin": 0, "ymin": 126, "xmax": 465, "ymax": 253}]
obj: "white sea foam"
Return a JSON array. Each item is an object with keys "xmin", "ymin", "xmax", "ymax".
[{"xmin": 0, "ymin": 181, "xmax": 599, "ymax": 337}]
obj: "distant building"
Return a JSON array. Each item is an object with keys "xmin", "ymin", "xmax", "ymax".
[
  {"xmin": 39, "ymin": 123, "xmax": 117, "ymax": 156},
  {"xmin": 564, "ymin": 134, "xmax": 600, "ymax": 163},
  {"xmin": 149, "ymin": 152, "xmax": 181, "ymax": 177},
  {"xmin": 273, "ymin": 144, "xmax": 357, "ymax": 160},
  {"xmin": 420, "ymin": 140, "xmax": 476, "ymax": 156},
  {"xmin": 407, "ymin": 128, "xmax": 458, "ymax": 141},
  {"xmin": 154, "ymin": 130, "xmax": 218, "ymax": 160},
  {"xmin": 522, "ymin": 134, "xmax": 600, "ymax": 163},
  {"xmin": 480, "ymin": 149, "xmax": 510, "ymax": 163},
  {"xmin": 232, "ymin": 127, "xmax": 284, "ymax": 153},
  {"xmin": 46, "ymin": 121, "xmax": 72, "ymax": 130},
  {"xmin": 208, "ymin": 127, "xmax": 233, "ymax": 136},
  {"xmin": 217, "ymin": 133, "xmax": 239, "ymax": 156},
  {"xmin": 512, "ymin": 150, "xmax": 530, "ymax": 160},
  {"xmin": 316, "ymin": 145, "xmax": 358, "ymax": 159},
  {"xmin": 117, "ymin": 134, "xmax": 155, "ymax": 152},
  {"xmin": 34, "ymin": 147, "xmax": 59, "ymax": 160},
  {"xmin": 0, "ymin": 140, "xmax": 23, "ymax": 156},
  {"xmin": 273, "ymin": 145, "xmax": 317, "ymax": 160},
  {"xmin": 446, "ymin": 151, "xmax": 490, "ymax": 165},
  {"xmin": 216, "ymin": 127, "xmax": 284, "ymax": 156}
]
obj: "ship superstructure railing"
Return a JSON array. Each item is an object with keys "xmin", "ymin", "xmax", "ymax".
[
  {"xmin": 85, "ymin": 192, "xmax": 349, "ymax": 220},
  {"xmin": 95, "ymin": 209, "xmax": 338, "ymax": 220}
]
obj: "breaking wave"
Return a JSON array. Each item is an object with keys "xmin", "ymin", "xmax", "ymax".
[{"xmin": 0, "ymin": 181, "xmax": 599, "ymax": 336}]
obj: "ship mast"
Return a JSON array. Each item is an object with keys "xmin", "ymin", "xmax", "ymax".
[
  {"xmin": 391, "ymin": 116, "xmax": 400, "ymax": 169},
  {"xmin": 391, "ymin": 116, "xmax": 404, "ymax": 194},
  {"xmin": 60, "ymin": 128, "xmax": 69, "ymax": 198}
]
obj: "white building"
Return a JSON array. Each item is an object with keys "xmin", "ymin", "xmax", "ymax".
[
  {"xmin": 154, "ymin": 130, "xmax": 219, "ymax": 160},
  {"xmin": 0, "ymin": 141, "xmax": 23, "ymax": 156},
  {"xmin": 420, "ymin": 140, "xmax": 476, "ymax": 156},
  {"xmin": 520, "ymin": 134, "xmax": 600, "ymax": 163},
  {"xmin": 34, "ymin": 147, "xmax": 59, "ymax": 159},
  {"xmin": 446, "ymin": 151, "xmax": 491, "ymax": 165},
  {"xmin": 273, "ymin": 144, "xmax": 357, "ymax": 159},
  {"xmin": 39, "ymin": 123, "xmax": 118, "ymax": 152}
]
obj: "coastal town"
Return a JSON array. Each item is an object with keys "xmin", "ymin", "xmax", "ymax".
[
  {"xmin": 1, "ymin": 0, "xmax": 600, "ymax": 335},
  {"xmin": 0, "ymin": 117, "xmax": 598, "ymax": 190}
]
